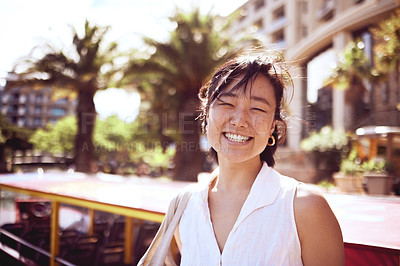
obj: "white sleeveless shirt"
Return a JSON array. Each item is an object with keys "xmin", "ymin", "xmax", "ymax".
[{"xmin": 179, "ymin": 162, "xmax": 303, "ymax": 266}]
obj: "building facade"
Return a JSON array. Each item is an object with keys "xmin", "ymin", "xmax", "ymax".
[
  {"xmin": 228, "ymin": 0, "xmax": 399, "ymax": 181},
  {"xmin": 0, "ymin": 85, "xmax": 76, "ymax": 129},
  {"xmin": 230, "ymin": 0, "xmax": 398, "ymax": 146}
]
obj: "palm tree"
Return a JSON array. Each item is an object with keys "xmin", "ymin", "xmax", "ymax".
[
  {"xmin": 5, "ymin": 20, "xmax": 120, "ymax": 172},
  {"xmin": 123, "ymin": 8, "xmax": 258, "ymax": 181}
]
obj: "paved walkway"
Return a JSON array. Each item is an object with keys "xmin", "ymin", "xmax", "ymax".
[{"xmin": 323, "ymin": 190, "xmax": 400, "ymax": 250}]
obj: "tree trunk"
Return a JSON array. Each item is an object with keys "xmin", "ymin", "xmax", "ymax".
[
  {"xmin": 0, "ymin": 145, "xmax": 7, "ymax": 173},
  {"xmin": 74, "ymin": 87, "xmax": 97, "ymax": 173},
  {"xmin": 396, "ymin": 58, "xmax": 400, "ymax": 105},
  {"xmin": 173, "ymin": 99, "xmax": 203, "ymax": 181}
]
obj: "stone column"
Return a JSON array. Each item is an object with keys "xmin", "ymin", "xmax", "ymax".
[
  {"xmin": 332, "ymin": 30, "xmax": 353, "ymax": 130},
  {"xmin": 287, "ymin": 66, "xmax": 305, "ymax": 151}
]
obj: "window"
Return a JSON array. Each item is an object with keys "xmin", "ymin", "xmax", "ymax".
[
  {"xmin": 273, "ymin": 5, "xmax": 285, "ymax": 20},
  {"xmin": 36, "ymin": 94, "xmax": 43, "ymax": 103},
  {"xmin": 34, "ymin": 106, "xmax": 42, "ymax": 114},
  {"xmin": 302, "ymin": 1, "xmax": 308, "ymax": 13},
  {"xmin": 255, "ymin": 0, "xmax": 264, "ymax": 10},
  {"xmin": 253, "ymin": 19, "xmax": 263, "ymax": 31},
  {"xmin": 55, "ymin": 97, "xmax": 68, "ymax": 104},
  {"xmin": 7, "ymin": 105, "xmax": 15, "ymax": 113},
  {"xmin": 11, "ymin": 93, "xmax": 20, "ymax": 101},
  {"xmin": 273, "ymin": 29, "xmax": 285, "ymax": 44},
  {"xmin": 302, "ymin": 24, "xmax": 308, "ymax": 37},
  {"xmin": 34, "ymin": 118, "xmax": 42, "ymax": 127},
  {"xmin": 318, "ymin": 0, "xmax": 334, "ymax": 21},
  {"xmin": 51, "ymin": 108, "xmax": 66, "ymax": 117}
]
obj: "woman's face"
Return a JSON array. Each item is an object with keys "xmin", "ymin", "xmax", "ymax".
[{"xmin": 206, "ymin": 74, "xmax": 277, "ymax": 164}]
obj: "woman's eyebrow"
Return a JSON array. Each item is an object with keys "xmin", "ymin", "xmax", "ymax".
[
  {"xmin": 251, "ymin": 96, "xmax": 272, "ymax": 106},
  {"xmin": 217, "ymin": 91, "xmax": 237, "ymax": 100},
  {"xmin": 217, "ymin": 92, "xmax": 272, "ymax": 106}
]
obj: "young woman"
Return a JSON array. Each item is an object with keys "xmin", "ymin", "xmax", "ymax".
[{"xmin": 140, "ymin": 51, "xmax": 344, "ymax": 266}]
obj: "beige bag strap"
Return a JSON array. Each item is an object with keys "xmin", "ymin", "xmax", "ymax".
[{"xmin": 138, "ymin": 190, "xmax": 192, "ymax": 266}]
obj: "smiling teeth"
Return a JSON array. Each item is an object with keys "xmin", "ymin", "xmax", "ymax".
[{"xmin": 225, "ymin": 133, "xmax": 250, "ymax": 142}]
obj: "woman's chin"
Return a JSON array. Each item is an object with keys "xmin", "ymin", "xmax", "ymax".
[{"xmin": 217, "ymin": 152, "xmax": 260, "ymax": 165}]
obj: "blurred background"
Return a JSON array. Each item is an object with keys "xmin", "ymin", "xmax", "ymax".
[
  {"xmin": 1, "ymin": 0, "xmax": 399, "ymax": 191},
  {"xmin": 1, "ymin": 1, "xmax": 400, "ymax": 265}
]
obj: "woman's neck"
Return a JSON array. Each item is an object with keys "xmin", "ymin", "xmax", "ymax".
[{"xmin": 212, "ymin": 158, "xmax": 263, "ymax": 192}]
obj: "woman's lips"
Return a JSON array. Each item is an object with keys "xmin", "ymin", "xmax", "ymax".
[{"xmin": 224, "ymin": 132, "xmax": 252, "ymax": 143}]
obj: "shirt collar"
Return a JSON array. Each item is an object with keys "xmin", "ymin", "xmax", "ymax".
[
  {"xmin": 246, "ymin": 162, "xmax": 281, "ymax": 207},
  {"xmin": 232, "ymin": 162, "xmax": 281, "ymax": 232},
  {"xmin": 200, "ymin": 162, "xmax": 281, "ymax": 225}
]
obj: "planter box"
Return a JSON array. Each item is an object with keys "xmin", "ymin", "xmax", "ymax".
[
  {"xmin": 363, "ymin": 172, "xmax": 393, "ymax": 195},
  {"xmin": 333, "ymin": 172, "xmax": 364, "ymax": 193}
]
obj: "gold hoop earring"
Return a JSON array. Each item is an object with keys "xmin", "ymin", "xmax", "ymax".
[{"xmin": 267, "ymin": 135, "xmax": 275, "ymax": 146}]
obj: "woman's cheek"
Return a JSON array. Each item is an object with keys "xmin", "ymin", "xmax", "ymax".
[
  {"xmin": 209, "ymin": 109, "xmax": 227, "ymax": 128},
  {"xmin": 253, "ymin": 115, "xmax": 273, "ymax": 135}
]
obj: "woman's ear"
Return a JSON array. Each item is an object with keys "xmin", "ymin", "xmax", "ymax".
[{"xmin": 270, "ymin": 120, "xmax": 277, "ymax": 136}]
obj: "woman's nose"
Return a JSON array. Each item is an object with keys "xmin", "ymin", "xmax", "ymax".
[{"xmin": 229, "ymin": 109, "xmax": 249, "ymax": 128}]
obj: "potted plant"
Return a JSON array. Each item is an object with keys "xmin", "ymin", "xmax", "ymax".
[
  {"xmin": 333, "ymin": 146, "xmax": 364, "ymax": 194},
  {"xmin": 361, "ymin": 159, "xmax": 392, "ymax": 195},
  {"xmin": 301, "ymin": 126, "xmax": 348, "ymax": 183}
]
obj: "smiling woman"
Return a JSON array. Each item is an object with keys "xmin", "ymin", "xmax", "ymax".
[
  {"xmin": 199, "ymin": 51, "xmax": 288, "ymax": 167},
  {"xmin": 139, "ymin": 50, "xmax": 344, "ymax": 266},
  {"xmin": 206, "ymin": 74, "xmax": 277, "ymax": 165}
]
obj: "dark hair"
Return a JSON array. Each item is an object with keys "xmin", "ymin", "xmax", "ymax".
[{"xmin": 198, "ymin": 50, "xmax": 292, "ymax": 167}]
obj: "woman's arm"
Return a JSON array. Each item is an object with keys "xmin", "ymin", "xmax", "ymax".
[{"xmin": 294, "ymin": 184, "xmax": 344, "ymax": 266}]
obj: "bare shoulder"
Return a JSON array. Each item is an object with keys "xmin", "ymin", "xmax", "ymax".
[
  {"xmin": 295, "ymin": 184, "xmax": 331, "ymax": 212},
  {"xmin": 294, "ymin": 184, "xmax": 344, "ymax": 266},
  {"xmin": 294, "ymin": 183, "xmax": 339, "ymax": 233}
]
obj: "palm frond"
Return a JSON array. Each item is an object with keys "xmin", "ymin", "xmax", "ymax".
[{"xmin": 5, "ymin": 20, "xmax": 118, "ymax": 97}]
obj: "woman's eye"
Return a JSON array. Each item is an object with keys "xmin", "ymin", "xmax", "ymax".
[
  {"xmin": 219, "ymin": 102, "xmax": 234, "ymax": 107},
  {"xmin": 252, "ymin": 108, "xmax": 266, "ymax": 113}
]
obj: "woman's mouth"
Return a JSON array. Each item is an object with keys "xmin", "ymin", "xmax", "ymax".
[{"xmin": 224, "ymin": 132, "xmax": 251, "ymax": 143}]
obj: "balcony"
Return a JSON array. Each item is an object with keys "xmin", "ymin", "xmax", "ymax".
[
  {"xmin": 268, "ymin": 16, "xmax": 287, "ymax": 34},
  {"xmin": 317, "ymin": 0, "xmax": 335, "ymax": 21},
  {"xmin": 6, "ymin": 99, "xmax": 21, "ymax": 105},
  {"xmin": 17, "ymin": 119, "xmax": 26, "ymax": 127},
  {"xmin": 17, "ymin": 108, "xmax": 26, "ymax": 116}
]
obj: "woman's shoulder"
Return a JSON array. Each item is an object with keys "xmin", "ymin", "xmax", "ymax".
[
  {"xmin": 294, "ymin": 184, "xmax": 344, "ymax": 265},
  {"xmin": 295, "ymin": 184, "xmax": 327, "ymax": 206},
  {"xmin": 294, "ymin": 184, "xmax": 335, "ymax": 222}
]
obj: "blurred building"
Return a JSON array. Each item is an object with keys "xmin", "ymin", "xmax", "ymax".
[
  {"xmin": 228, "ymin": 0, "xmax": 399, "ymax": 181},
  {"xmin": 316, "ymin": 86, "xmax": 333, "ymax": 130},
  {"xmin": 0, "ymin": 85, "xmax": 77, "ymax": 129}
]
